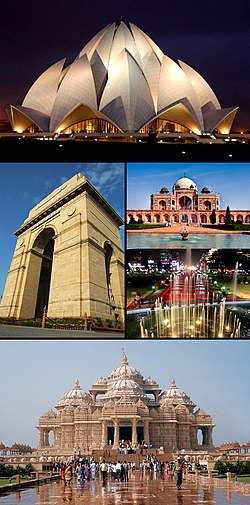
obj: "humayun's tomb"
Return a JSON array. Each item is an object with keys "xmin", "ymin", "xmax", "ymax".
[
  {"xmin": 36, "ymin": 353, "xmax": 214, "ymax": 457},
  {"xmin": 8, "ymin": 21, "xmax": 237, "ymax": 137},
  {"xmin": 127, "ymin": 176, "xmax": 250, "ymax": 225}
]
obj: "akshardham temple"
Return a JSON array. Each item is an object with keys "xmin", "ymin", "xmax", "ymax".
[
  {"xmin": 37, "ymin": 353, "xmax": 214, "ymax": 456},
  {"xmin": 9, "ymin": 21, "xmax": 237, "ymax": 136},
  {"xmin": 127, "ymin": 175, "xmax": 250, "ymax": 225}
]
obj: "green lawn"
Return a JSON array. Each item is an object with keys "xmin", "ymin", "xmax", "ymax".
[
  {"xmin": 236, "ymin": 475, "xmax": 250, "ymax": 484},
  {"xmin": 209, "ymin": 275, "xmax": 250, "ymax": 300},
  {"xmin": 0, "ymin": 476, "xmax": 33, "ymax": 486}
]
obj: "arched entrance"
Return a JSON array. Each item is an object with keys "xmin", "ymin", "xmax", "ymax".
[
  {"xmin": 33, "ymin": 228, "xmax": 55, "ymax": 318},
  {"xmin": 179, "ymin": 196, "xmax": 192, "ymax": 210},
  {"xmin": 182, "ymin": 214, "xmax": 188, "ymax": 223},
  {"xmin": 119, "ymin": 426, "xmax": 132, "ymax": 442}
]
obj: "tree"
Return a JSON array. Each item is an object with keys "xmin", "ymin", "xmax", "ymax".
[
  {"xmin": 210, "ymin": 209, "xmax": 216, "ymax": 224},
  {"xmin": 129, "ymin": 216, "xmax": 136, "ymax": 224},
  {"xmin": 225, "ymin": 205, "xmax": 231, "ymax": 224}
]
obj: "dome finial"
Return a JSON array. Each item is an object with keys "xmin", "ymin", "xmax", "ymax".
[
  {"xmin": 171, "ymin": 378, "xmax": 176, "ymax": 386},
  {"xmin": 122, "ymin": 348, "xmax": 128, "ymax": 364},
  {"xmin": 75, "ymin": 379, "xmax": 79, "ymax": 386}
]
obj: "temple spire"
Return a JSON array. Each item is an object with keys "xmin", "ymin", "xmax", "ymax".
[{"xmin": 122, "ymin": 348, "xmax": 128, "ymax": 364}]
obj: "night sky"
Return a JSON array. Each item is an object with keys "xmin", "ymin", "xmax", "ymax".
[{"xmin": 1, "ymin": 0, "xmax": 250, "ymax": 131}]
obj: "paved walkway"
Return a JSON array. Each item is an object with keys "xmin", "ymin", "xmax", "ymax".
[
  {"xmin": 0, "ymin": 473, "xmax": 249, "ymax": 504},
  {"xmin": 0, "ymin": 325, "xmax": 124, "ymax": 338}
]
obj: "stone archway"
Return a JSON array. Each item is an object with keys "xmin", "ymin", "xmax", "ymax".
[
  {"xmin": 33, "ymin": 228, "xmax": 55, "ymax": 318},
  {"xmin": 179, "ymin": 196, "xmax": 192, "ymax": 210},
  {"xmin": 0, "ymin": 174, "xmax": 124, "ymax": 321}
]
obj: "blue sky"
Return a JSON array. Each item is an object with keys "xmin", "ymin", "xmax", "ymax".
[
  {"xmin": 0, "ymin": 163, "xmax": 124, "ymax": 298},
  {"xmin": 127, "ymin": 163, "xmax": 250, "ymax": 210},
  {"xmin": 0, "ymin": 340, "xmax": 249, "ymax": 448}
]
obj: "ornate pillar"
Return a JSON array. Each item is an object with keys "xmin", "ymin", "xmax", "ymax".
[
  {"xmin": 113, "ymin": 419, "xmax": 119, "ymax": 448},
  {"xmin": 39, "ymin": 428, "xmax": 45, "ymax": 448},
  {"xmin": 144, "ymin": 419, "xmax": 150, "ymax": 446},
  {"xmin": 207, "ymin": 427, "xmax": 213, "ymax": 447},
  {"xmin": 132, "ymin": 419, "xmax": 138, "ymax": 445},
  {"xmin": 101, "ymin": 421, "xmax": 107, "ymax": 448},
  {"xmin": 44, "ymin": 429, "xmax": 49, "ymax": 446}
]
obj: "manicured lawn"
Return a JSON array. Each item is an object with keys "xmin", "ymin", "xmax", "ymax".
[
  {"xmin": 0, "ymin": 476, "xmax": 33, "ymax": 486},
  {"xmin": 237, "ymin": 475, "xmax": 250, "ymax": 484},
  {"xmin": 209, "ymin": 274, "xmax": 250, "ymax": 300}
]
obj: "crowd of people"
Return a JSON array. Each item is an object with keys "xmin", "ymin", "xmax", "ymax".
[{"xmin": 58, "ymin": 454, "xmax": 194, "ymax": 490}]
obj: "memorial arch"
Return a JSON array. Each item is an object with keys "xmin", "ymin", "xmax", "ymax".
[{"xmin": 0, "ymin": 173, "xmax": 124, "ymax": 321}]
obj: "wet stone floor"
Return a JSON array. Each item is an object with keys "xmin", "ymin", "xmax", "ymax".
[{"xmin": 0, "ymin": 473, "xmax": 250, "ymax": 505}]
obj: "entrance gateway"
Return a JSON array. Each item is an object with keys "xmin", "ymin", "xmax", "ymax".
[
  {"xmin": 0, "ymin": 173, "xmax": 124, "ymax": 321},
  {"xmin": 107, "ymin": 426, "xmax": 144, "ymax": 445}
]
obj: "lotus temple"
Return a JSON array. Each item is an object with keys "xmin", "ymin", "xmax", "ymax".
[{"xmin": 8, "ymin": 21, "xmax": 238, "ymax": 140}]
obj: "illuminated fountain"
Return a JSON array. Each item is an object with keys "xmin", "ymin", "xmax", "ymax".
[
  {"xmin": 139, "ymin": 271, "xmax": 241, "ymax": 338},
  {"xmin": 233, "ymin": 261, "xmax": 239, "ymax": 302}
]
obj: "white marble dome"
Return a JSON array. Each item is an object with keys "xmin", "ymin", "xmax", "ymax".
[{"xmin": 173, "ymin": 177, "xmax": 198, "ymax": 191}]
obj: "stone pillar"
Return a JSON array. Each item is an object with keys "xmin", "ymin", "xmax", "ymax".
[
  {"xmin": 144, "ymin": 420, "xmax": 150, "ymax": 446},
  {"xmin": 207, "ymin": 427, "xmax": 213, "ymax": 447},
  {"xmin": 132, "ymin": 419, "xmax": 138, "ymax": 446},
  {"xmin": 227, "ymin": 472, "xmax": 232, "ymax": 482},
  {"xmin": 101, "ymin": 421, "xmax": 107, "ymax": 448},
  {"xmin": 39, "ymin": 428, "xmax": 45, "ymax": 448},
  {"xmin": 44, "ymin": 429, "xmax": 49, "ymax": 447},
  {"xmin": 113, "ymin": 419, "xmax": 119, "ymax": 449}
]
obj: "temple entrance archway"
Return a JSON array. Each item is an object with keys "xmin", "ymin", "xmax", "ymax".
[
  {"xmin": 137, "ymin": 426, "xmax": 144, "ymax": 444},
  {"xmin": 119, "ymin": 426, "xmax": 132, "ymax": 441},
  {"xmin": 107, "ymin": 426, "xmax": 114, "ymax": 445}
]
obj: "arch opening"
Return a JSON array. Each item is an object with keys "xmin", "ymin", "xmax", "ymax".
[{"xmin": 33, "ymin": 228, "xmax": 55, "ymax": 318}]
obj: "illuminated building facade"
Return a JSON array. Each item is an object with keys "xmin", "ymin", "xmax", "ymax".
[{"xmin": 9, "ymin": 22, "xmax": 237, "ymax": 136}]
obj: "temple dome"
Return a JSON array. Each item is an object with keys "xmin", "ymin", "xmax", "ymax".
[
  {"xmin": 159, "ymin": 187, "xmax": 169, "ymax": 194},
  {"xmin": 103, "ymin": 377, "xmax": 146, "ymax": 401},
  {"xmin": 54, "ymin": 380, "xmax": 93, "ymax": 410},
  {"xmin": 201, "ymin": 187, "xmax": 211, "ymax": 194},
  {"xmin": 107, "ymin": 352, "xmax": 144, "ymax": 384},
  {"xmin": 173, "ymin": 177, "xmax": 198, "ymax": 191},
  {"xmin": 9, "ymin": 22, "xmax": 238, "ymax": 135},
  {"xmin": 160, "ymin": 379, "xmax": 196, "ymax": 409}
]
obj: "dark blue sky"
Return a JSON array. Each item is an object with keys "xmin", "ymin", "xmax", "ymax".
[
  {"xmin": 0, "ymin": 0, "xmax": 250, "ymax": 130},
  {"xmin": 0, "ymin": 163, "xmax": 124, "ymax": 297}
]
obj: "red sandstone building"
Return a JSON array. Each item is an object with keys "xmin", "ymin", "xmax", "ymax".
[{"xmin": 127, "ymin": 176, "xmax": 250, "ymax": 225}]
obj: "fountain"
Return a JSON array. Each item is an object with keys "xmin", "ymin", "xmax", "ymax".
[
  {"xmin": 233, "ymin": 261, "xmax": 239, "ymax": 302},
  {"xmin": 139, "ymin": 271, "xmax": 241, "ymax": 338}
]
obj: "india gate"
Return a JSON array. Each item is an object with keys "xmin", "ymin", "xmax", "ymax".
[
  {"xmin": 37, "ymin": 353, "xmax": 214, "ymax": 457},
  {"xmin": 0, "ymin": 173, "xmax": 124, "ymax": 321}
]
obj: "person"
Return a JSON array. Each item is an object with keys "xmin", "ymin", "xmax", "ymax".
[
  {"xmin": 60, "ymin": 464, "xmax": 66, "ymax": 483},
  {"xmin": 115, "ymin": 460, "xmax": 122, "ymax": 481},
  {"xmin": 64, "ymin": 463, "xmax": 73, "ymax": 486},
  {"xmin": 174, "ymin": 458, "xmax": 183, "ymax": 490},
  {"xmin": 123, "ymin": 461, "xmax": 129, "ymax": 482},
  {"xmin": 100, "ymin": 459, "xmax": 108, "ymax": 483}
]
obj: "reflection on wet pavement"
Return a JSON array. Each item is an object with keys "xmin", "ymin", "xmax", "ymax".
[{"xmin": 0, "ymin": 473, "xmax": 250, "ymax": 504}]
